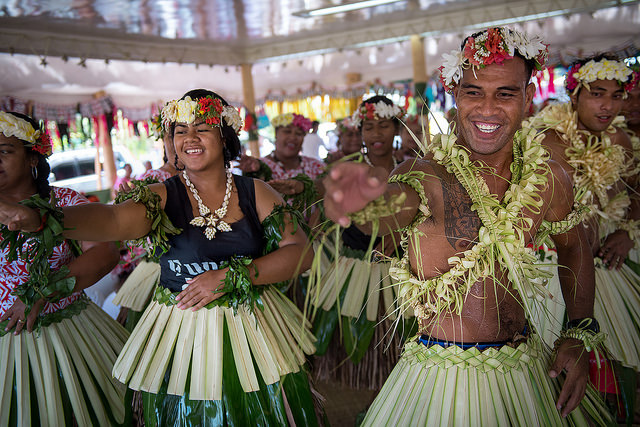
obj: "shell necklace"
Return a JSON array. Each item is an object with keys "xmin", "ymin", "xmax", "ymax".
[
  {"xmin": 363, "ymin": 152, "xmax": 398, "ymax": 169},
  {"xmin": 183, "ymin": 169, "xmax": 233, "ymax": 240}
]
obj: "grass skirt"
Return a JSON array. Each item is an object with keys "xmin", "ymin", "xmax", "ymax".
[
  {"xmin": 112, "ymin": 260, "xmax": 160, "ymax": 311},
  {"xmin": 362, "ymin": 336, "xmax": 611, "ymax": 426},
  {"xmin": 594, "ymin": 261, "xmax": 640, "ymax": 370},
  {"xmin": 0, "ymin": 299, "xmax": 129, "ymax": 426},
  {"xmin": 112, "ymin": 287, "xmax": 316, "ymax": 401},
  {"xmin": 311, "ymin": 252, "xmax": 416, "ymax": 389},
  {"xmin": 527, "ymin": 248, "xmax": 565, "ymax": 347}
]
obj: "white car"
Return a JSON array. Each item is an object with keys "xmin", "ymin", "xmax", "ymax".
[{"xmin": 48, "ymin": 147, "xmax": 143, "ymax": 198}]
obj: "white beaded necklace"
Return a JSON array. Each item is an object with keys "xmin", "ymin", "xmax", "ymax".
[
  {"xmin": 183, "ymin": 169, "xmax": 233, "ymax": 240},
  {"xmin": 363, "ymin": 153, "xmax": 398, "ymax": 169}
]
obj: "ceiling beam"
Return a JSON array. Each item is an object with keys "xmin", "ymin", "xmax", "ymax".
[{"xmin": 0, "ymin": 0, "xmax": 636, "ymax": 66}]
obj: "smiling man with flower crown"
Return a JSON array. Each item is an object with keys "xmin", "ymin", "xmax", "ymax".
[
  {"xmin": 323, "ymin": 27, "xmax": 611, "ymax": 425},
  {"xmin": 530, "ymin": 54, "xmax": 640, "ymax": 418}
]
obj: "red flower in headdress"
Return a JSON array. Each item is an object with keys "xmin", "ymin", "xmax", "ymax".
[
  {"xmin": 365, "ymin": 103, "xmax": 376, "ymax": 119},
  {"xmin": 33, "ymin": 132, "xmax": 52, "ymax": 156}
]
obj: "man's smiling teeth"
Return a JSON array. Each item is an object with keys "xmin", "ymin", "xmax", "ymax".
[
  {"xmin": 186, "ymin": 148, "xmax": 203, "ymax": 154},
  {"xmin": 476, "ymin": 123, "xmax": 500, "ymax": 133}
]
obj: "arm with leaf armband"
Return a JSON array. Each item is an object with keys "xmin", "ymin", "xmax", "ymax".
[
  {"xmin": 247, "ymin": 179, "xmax": 313, "ymax": 283},
  {"xmin": 62, "ymin": 184, "xmax": 167, "ymax": 242},
  {"xmin": 323, "ymin": 159, "xmax": 425, "ymax": 234},
  {"xmin": 544, "ymin": 161, "xmax": 597, "ymax": 418},
  {"xmin": 175, "ymin": 179, "xmax": 313, "ymax": 311},
  {"xmin": 546, "ymin": 162, "xmax": 595, "ymax": 321},
  {"xmin": 0, "ymin": 184, "xmax": 166, "ymax": 242}
]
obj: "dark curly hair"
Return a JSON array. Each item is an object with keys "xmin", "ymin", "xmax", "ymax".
[
  {"xmin": 169, "ymin": 89, "xmax": 241, "ymax": 168},
  {"xmin": 5, "ymin": 112, "xmax": 51, "ymax": 198}
]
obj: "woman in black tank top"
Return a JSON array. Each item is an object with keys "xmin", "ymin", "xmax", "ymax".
[{"xmin": 0, "ymin": 89, "xmax": 320, "ymax": 426}]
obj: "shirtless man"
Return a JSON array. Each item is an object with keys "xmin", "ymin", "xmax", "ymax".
[
  {"xmin": 533, "ymin": 56, "xmax": 640, "ymax": 413},
  {"xmin": 537, "ymin": 54, "xmax": 639, "ymax": 268},
  {"xmin": 323, "ymin": 27, "xmax": 608, "ymax": 425}
]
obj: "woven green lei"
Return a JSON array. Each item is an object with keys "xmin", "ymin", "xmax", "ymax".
[
  {"xmin": 390, "ymin": 125, "xmax": 552, "ymax": 320},
  {"xmin": 346, "ymin": 158, "xmax": 427, "ymax": 227},
  {"xmin": 114, "ymin": 181, "xmax": 182, "ymax": 262},
  {"xmin": 153, "ymin": 204, "xmax": 302, "ymax": 314},
  {"xmin": 0, "ymin": 191, "xmax": 82, "ymax": 318},
  {"xmin": 537, "ymin": 203, "xmax": 590, "ymax": 244}
]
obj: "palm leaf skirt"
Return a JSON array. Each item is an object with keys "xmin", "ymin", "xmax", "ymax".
[
  {"xmin": 112, "ymin": 260, "xmax": 160, "ymax": 311},
  {"xmin": 527, "ymin": 248, "xmax": 565, "ymax": 348},
  {"xmin": 0, "ymin": 300, "xmax": 129, "ymax": 427},
  {"xmin": 112, "ymin": 287, "xmax": 316, "ymax": 401},
  {"xmin": 362, "ymin": 336, "xmax": 611, "ymax": 427},
  {"xmin": 594, "ymin": 261, "xmax": 640, "ymax": 370},
  {"xmin": 313, "ymin": 254, "xmax": 413, "ymax": 323}
]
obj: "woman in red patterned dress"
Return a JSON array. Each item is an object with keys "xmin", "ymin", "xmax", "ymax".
[{"xmin": 0, "ymin": 111, "xmax": 128, "ymax": 426}]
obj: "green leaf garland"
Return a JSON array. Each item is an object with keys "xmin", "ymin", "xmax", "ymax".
[{"xmin": 0, "ymin": 191, "xmax": 81, "ymax": 319}]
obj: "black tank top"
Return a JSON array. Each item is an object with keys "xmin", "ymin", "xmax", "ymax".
[{"xmin": 159, "ymin": 174, "xmax": 264, "ymax": 292}]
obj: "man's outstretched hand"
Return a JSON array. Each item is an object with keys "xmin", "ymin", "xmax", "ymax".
[{"xmin": 323, "ymin": 163, "xmax": 387, "ymax": 227}]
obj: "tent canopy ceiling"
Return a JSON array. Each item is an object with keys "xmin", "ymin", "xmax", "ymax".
[{"xmin": 0, "ymin": 0, "xmax": 639, "ymax": 106}]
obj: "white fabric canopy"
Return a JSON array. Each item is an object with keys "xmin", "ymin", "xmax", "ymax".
[{"xmin": 0, "ymin": 2, "xmax": 638, "ymax": 108}]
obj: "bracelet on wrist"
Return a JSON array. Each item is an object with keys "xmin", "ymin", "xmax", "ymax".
[
  {"xmin": 555, "ymin": 317, "xmax": 605, "ymax": 352},
  {"xmin": 348, "ymin": 192, "xmax": 407, "ymax": 226}
]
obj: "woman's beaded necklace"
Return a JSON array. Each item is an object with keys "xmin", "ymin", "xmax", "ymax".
[
  {"xmin": 183, "ymin": 169, "xmax": 233, "ymax": 240},
  {"xmin": 363, "ymin": 153, "xmax": 398, "ymax": 169}
]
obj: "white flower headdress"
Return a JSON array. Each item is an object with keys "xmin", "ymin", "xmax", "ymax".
[
  {"xmin": 438, "ymin": 27, "xmax": 548, "ymax": 92},
  {"xmin": 351, "ymin": 100, "xmax": 405, "ymax": 128},
  {"xmin": 0, "ymin": 111, "xmax": 52, "ymax": 156},
  {"xmin": 565, "ymin": 58, "xmax": 639, "ymax": 95},
  {"xmin": 161, "ymin": 95, "xmax": 243, "ymax": 134}
]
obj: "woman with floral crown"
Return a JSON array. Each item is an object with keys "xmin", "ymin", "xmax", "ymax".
[
  {"xmin": 0, "ymin": 90, "xmax": 321, "ymax": 426},
  {"xmin": 322, "ymin": 27, "xmax": 611, "ymax": 425},
  {"xmin": 239, "ymin": 112, "xmax": 325, "ymax": 215},
  {"xmin": 309, "ymin": 95, "xmax": 415, "ymax": 392},
  {"xmin": 0, "ymin": 111, "xmax": 128, "ymax": 426},
  {"xmin": 325, "ymin": 116, "xmax": 362, "ymax": 164},
  {"xmin": 531, "ymin": 54, "xmax": 640, "ymax": 420}
]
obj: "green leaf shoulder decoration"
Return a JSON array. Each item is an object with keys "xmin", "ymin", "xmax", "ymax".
[
  {"xmin": 114, "ymin": 180, "xmax": 182, "ymax": 262},
  {"xmin": 262, "ymin": 203, "xmax": 308, "ymax": 254},
  {"xmin": 0, "ymin": 191, "xmax": 82, "ymax": 318},
  {"xmin": 391, "ymin": 125, "xmax": 553, "ymax": 321}
]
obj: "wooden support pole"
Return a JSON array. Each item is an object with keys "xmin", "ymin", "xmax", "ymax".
[
  {"xmin": 410, "ymin": 35, "xmax": 428, "ymax": 116},
  {"xmin": 241, "ymin": 63, "xmax": 260, "ymax": 156}
]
